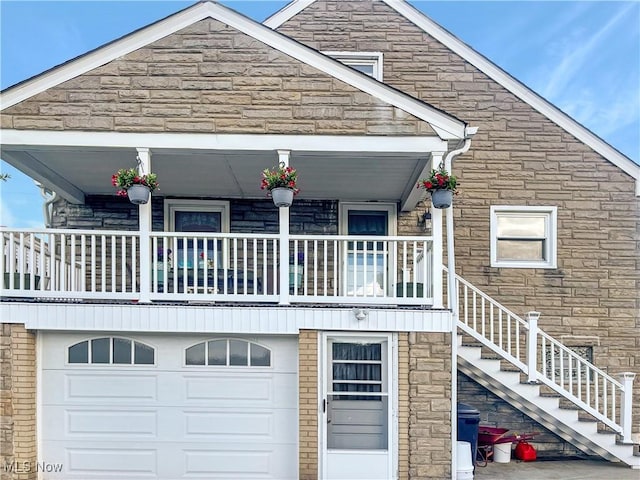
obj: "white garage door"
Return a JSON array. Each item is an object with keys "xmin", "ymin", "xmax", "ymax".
[{"xmin": 41, "ymin": 333, "xmax": 298, "ymax": 479}]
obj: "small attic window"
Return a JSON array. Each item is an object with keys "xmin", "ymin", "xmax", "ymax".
[{"xmin": 324, "ymin": 51, "xmax": 383, "ymax": 81}]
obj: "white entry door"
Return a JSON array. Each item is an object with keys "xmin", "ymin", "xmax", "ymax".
[
  {"xmin": 320, "ymin": 333, "xmax": 396, "ymax": 480},
  {"xmin": 339, "ymin": 203, "xmax": 397, "ymax": 297}
]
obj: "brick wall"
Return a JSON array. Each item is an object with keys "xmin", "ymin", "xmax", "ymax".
[
  {"xmin": 1, "ymin": 19, "xmax": 431, "ymax": 137},
  {"xmin": 0, "ymin": 324, "xmax": 37, "ymax": 480},
  {"xmin": 398, "ymin": 332, "xmax": 409, "ymax": 480},
  {"xmin": 298, "ymin": 330, "xmax": 318, "ymax": 480},
  {"xmin": 408, "ymin": 332, "xmax": 452, "ymax": 479},
  {"xmin": 278, "ymin": 0, "xmax": 640, "ymax": 436}
]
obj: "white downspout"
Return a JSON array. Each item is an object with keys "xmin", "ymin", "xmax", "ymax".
[
  {"xmin": 35, "ymin": 182, "xmax": 58, "ymax": 228},
  {"xmin": 446, "ymin": 135, "xmax": 474, "ymax": 479}
]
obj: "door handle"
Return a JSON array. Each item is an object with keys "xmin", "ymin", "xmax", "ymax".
[{"xmin": 324, "ymin": 398, "xmax": 331, "ymax": 423}]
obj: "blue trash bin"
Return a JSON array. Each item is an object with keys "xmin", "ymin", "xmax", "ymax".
[{"xmin": 457, "ymin": 402, "xmax": 480, "ymax": 468}]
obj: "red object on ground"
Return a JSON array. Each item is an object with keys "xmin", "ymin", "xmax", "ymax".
[
  {"xmin": 478, "ymin": 427, "xmax": 510, "ymax": 445},
  {"xmin": 515, "ymin": 440, "xmax": 537, "ymax": 461}
]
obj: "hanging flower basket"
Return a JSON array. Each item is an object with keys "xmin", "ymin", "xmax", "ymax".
[
  {"xmin": 112, "ymin": 168, "xmax": 159, "ymax": 205},
  {"xmin": 431, "ymin": 189, "xmax": 454, "ymax": 209},
  {"xmin": 261, "ymin": 163, "xmax": 299, "ymax": 208},
  {"xmin": 417, "ymin": 165, "xmax": 458, "ymax": 210},
  {"xmin": 127, "ymin": 184, "xmax": 151, "ymax": 205},
  {"xmin": 270, "ymin": 187, "xmax": 295, "ymax": 208}
]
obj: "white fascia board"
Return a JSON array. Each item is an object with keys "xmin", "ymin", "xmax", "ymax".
[
  {"xmin": 0, "ymin": 3, "xmax": 213, "ymax": 110},
  {"xmin": 383, "ymin": 0, "xmax": 640, "ymax": 191},
  {"xmin": 263, "ymin": 0, "xmax": 316, "ymax": 29},
  {"xmin": 400, "ymin": 152, "xmax": 445, "ymax": 212},
  {"xmin": 0, "ymin": 129, "xmax": 448, "ymax": 153},
  {"xmin": 0, "ymin": 302, "xmax": 453, "ymax": 334},
  {"xmin": 1, "ymin": 1, "xmax": 467, "ymax": 141}
]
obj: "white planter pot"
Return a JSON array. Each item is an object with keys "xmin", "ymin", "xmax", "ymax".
[
  {"xmin": 270, "ymin": 187, "xmax": 294, "ymax": 207},
  {"xmin": 431, "ymin": 189, "xmax": 453, "ymax": 209},
  {"xmin": 127, "ymin": 184, "xmax": 151, "ymax": 205}
]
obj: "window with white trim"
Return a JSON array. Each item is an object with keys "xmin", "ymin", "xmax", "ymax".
[
  {"xmin": 323, "ymin": 51, "xmax": 383, "ymax": 80},
  {"xmin": 185, "ymin": 339, "xmax": 271, "ymax": 367},
  {"xmin": 163, "ymin": 199, "xmax": 230, "ymax": 269},
  {"xmin": 490, "ymin": 206, "xmax": 557, "ymax": 268},
  {"xmin": 68, "ymin": 337, "xmax": 155, "ymax": 365}
]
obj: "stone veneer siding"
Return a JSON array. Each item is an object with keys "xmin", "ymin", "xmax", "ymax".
[
  {"xmin": 1, "ymin": 18, "xmax": 432, "ymax": 137},
  {"xmin": 458, "ymin": 373, "xmax": 584, "ymax": 457},
  {"xmin": 0, "ymin": 324, "xmax": 37, "ymax": 480},
  {"xmin": 277, "ymin": 0, "xmax": 640, "ymax": 436},
  {"xmin": 51, "ymin": 196, "xmax": 339, "ymax": 234},
  {"xmin": 409, "ymin": 332, "xmax": 452, "ymax": 479}
]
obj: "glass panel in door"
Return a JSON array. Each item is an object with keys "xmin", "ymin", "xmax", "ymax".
[
  {"xmin": 346, "ymin": 210, "xmax": 388, "ymax": 296},
  {"xmin": 327, "ymin": 342, "xmax": 388, "ymax": 449},
  {"xmin": 174, "ymin": 211, "xmax": 222, "ymax": 269},
  {"xmin": 173, "ymin": 210, "xmax": 223, "ymax": 292}
]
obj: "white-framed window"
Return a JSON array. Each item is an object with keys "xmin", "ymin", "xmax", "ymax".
[
  {"xmin": 323, "ymin": 51, "xmax": 383, "ymax": 81},
  {"xmin": 68, "ymin": 337, "xmax": 155, "ymax": 365},
  {"xmin": 490, "ymin": 206, "xmax": 557, "ymax": 268},
  {"xmin": 163, "ymin": 199, "xmax": 230, "ymax": 269},
  {"xmin": 185, "ymin": 338, "xmax": 271, "ymax": 367},
  {"xmin": 163, "ymin": 199, "xmax": 230, "ymax": 233}
]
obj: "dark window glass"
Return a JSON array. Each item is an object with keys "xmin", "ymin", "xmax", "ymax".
[
  {"xmin": 333, "ymin": 343, "xmax": 381, "ymax": 361},
  {"xmin": 91, "ymin": 338, "xmax": 110, "ymax": 364},
  {"xmin": 185, "ymin": 342, "xmax": 206, "ymax": 365},
  {"xmin": 347, "ymin": 211, "xmax": 388, "ymax": 236},
  {"xmin": 250, "ymin": 343, "xmax": 271, "ymax": 367},
  {"xmin": 208, "ymin": 340, "xmax": 226, "ymax": 365},
  {"xmin": 229, "ymin": 339, "xmax": 248, "ymax": 366},
  {"xmin": 68, "ymin": 341, "xmax": 89, "ymax": 363},
  {"xmin": 333, "ymin": 363, "xmax": 381, "ymax": 381},
  {"xmin": 134, "ymin": 342, "xmax": 154, "ymax": 365},
  {"xmin": 113, "ymin": 338, "xmax": 132, "ymax": 364}
]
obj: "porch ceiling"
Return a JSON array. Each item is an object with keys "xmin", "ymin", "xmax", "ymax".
[{"xmin": 1, "ymin": 144, "xmax": 432, "ymax": 205}]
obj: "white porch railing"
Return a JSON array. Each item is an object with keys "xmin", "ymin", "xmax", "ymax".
[
  {"xmin": 1, "ymin": 228, "xmax": 436, "ymax": 306},
  {"xmin": 290, "ymin": 235, "xmax": 433, "ymax": 304},
  {"xmin": 453, "ymin": 273, "xmax": 635, "ymax": 443}
]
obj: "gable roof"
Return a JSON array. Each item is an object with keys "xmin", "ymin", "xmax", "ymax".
[
  {"xmin": 265, "ymin": 0, "xmax": 640, "ymax": 193},
  {"xmin": 0, "ymin": 1, "xmax": 469, "ymax": 141}
]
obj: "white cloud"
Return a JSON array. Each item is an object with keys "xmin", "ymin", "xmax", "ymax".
[{"xmin": 541, "ymin": 3, "xmax": 636, "ymax": 100}]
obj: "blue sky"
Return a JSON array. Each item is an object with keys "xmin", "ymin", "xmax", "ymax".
[{"xmin": 1, "ymin": 0, "xmax": 639, "ymax": 228}]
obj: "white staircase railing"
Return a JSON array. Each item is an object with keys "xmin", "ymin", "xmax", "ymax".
[{"xmin": 453, "ymin": 273, "xmax": 636, "ymax": 443}]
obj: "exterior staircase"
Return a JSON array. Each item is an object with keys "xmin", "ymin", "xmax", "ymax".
[{"xmin": 452, "ymin": 274, "xmax": 640, "ymax": 469}]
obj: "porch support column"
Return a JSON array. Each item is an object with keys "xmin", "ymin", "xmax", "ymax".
[
  {"xmin": 137, "ymin": 147, "xmax": 152, "ymax": 303},
  {"xmin": 278, "ymin": 149, "xmax": 291, "ymax": 305},
  {"xmin": 430, "ymin": 152, "xmax": 444, "ymax": 309}
]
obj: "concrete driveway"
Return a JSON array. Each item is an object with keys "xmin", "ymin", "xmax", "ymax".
[{"xmin": 473, "ymin": 459, "xmax": 639, "ymax": 480}]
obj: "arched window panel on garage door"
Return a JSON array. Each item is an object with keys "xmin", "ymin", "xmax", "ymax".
[
  {"xmin": 185, "ymin": 339, "xmax": 271, "ymax": 367},
  {"xmin": 67, "ymin": 337, "xmax": 155, "ymax": 365}
]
